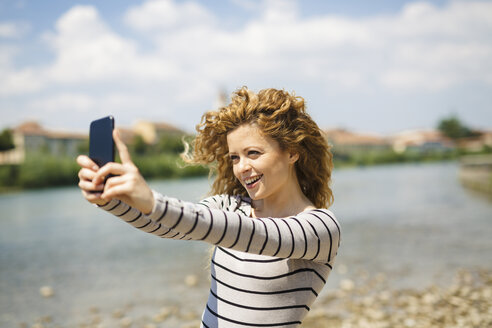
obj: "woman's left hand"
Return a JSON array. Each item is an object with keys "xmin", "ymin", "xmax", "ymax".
[{"xmin": 93, "ymin": 129, "xmax": 154, "ymax": 214}]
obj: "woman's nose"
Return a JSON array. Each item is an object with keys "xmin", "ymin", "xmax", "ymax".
[{"xmin": 238, "ymin": 157, "xmax": 251, "ymax": 173}]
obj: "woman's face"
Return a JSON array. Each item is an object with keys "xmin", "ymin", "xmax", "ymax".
[{"xmin": 227, "ymin": 124, "xmax": 298, "ymax": 201}]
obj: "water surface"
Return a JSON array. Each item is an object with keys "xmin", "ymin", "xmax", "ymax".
[{"xmin": 1, "ymin": 162, "xmax": 491, "ymax": 326}]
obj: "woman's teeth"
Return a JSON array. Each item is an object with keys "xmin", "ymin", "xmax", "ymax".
[{"xmin": 245, "ymin": 175, "xmax": 262, "ymax": 185}]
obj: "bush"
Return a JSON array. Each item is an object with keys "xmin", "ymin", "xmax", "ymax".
[
  {"xmin": 17, "ymin": 155, "xmax": 79, "ymax": 188},
  {"xmin": 133, "ymin": 153, "xmax": 208, "ymax": 179}
]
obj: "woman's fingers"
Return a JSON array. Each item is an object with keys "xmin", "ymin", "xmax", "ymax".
[
  {"xmin": 78, "ymin": 167, "xmax": 97, "ymax": 181},
  {"xmin": 103, "ymin": 175, "xmax": 127, "ymax": 190},
  {"xmin": 101, "ymin": 180, "xmax": 131, "ymax": 200},
  {"xmin": 78, "ymin": 179, "xmax": 104, "ymax": 192},
  {"xmin": 81, "ymin": 189, "xmax": 109, "ymax": 205},
  {"xmin": 101, "ymin": 175, "xmax": 135, "ymax": 200},
  {"xmin": 93, "ymin": 162, "xmax": 132, "ymax": 185},
  {"xmin": 113, "ymin": 129, "xmax": 133, "ymax": 164},
  {"xmin": 77, "ymin": 155, "xmax": 99, "ymax": 170}
]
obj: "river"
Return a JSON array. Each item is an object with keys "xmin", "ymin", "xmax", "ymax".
[{"xmin": 1, "ymin": 162, "xmax": 491, "ymax": 327}]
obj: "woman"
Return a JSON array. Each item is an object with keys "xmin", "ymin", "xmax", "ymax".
[{"xmin": 77, "ymin": 87, "xmax": 341, "ymax": 327}]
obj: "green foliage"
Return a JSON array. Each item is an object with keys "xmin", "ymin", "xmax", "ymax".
[
  {"xmin": 155, "ymin": 134, "xmax": 186, "ymax": 154},
  {"xmin": 77, "ymin": 139, "xmax": 89, "ymax": 154},
  {"xmin": 0, "ymin": 152, "xmax": 208, "ymax": 191},
  {"xmin": 437, "ymin": 115, "xmax": 480, "ymax": 140},
  {"xmin": 133, "ymin": 135, "xmax": 149, "ymax": 155},
  {"xmin": 333, "ymin": 148, "xmax": 458, "ymax": 168},
  {"xmin": 17, "ymin": 155, "xmax": 80, "ymax": 188},
  {"xmin": 133, "ymin": 153, "xmax": 208, "ymax": 179},
  {"xmin": 128, "ymin": 133, "xmax": 187, "ymax": 156},
  {"xmin": 0, "ymin": 165, "xmax": 18, "ymax": 188},
  {"xmin": 0, "ymin": 129, "xmax": 15, "ymax": 151}
]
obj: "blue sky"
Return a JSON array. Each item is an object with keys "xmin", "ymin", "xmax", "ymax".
[{"xmin": 1, "ymin": 0, "xmax": 491, "ymax": 135}]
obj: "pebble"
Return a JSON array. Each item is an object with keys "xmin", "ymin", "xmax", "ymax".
[
  {"xmin": 143, "ymin": 324, "xmax": 157, "ymax": 328},
  {"xmin": 153, "ymin": 307, "xmax": 172, "ymax": 322},
  {"xmin": 39, "ymin": 286, "xmax": 54, "ymax": 298},
  {"xmin": 337, "ymin": 264, "xmax": 348, "ymax": 275},
  {"xmin": 181, "ymin": 320, "xmax": 201, "ymax": 328},
  {"xmin": 25, "ymin": 268, "xmax": 492, "ymax": 328},
  {"xmin": 303, "ymin": 268, "xmax": 492, "ymax": 328},
  {"xmin": 120, "ymin": 317, "xmax": 132, "ymax": 327},
  {"xmin": 339, "ymin": 279, "xmax": 355, "ymax": 291},
  {"xmin": 112, "ymin": 309, "xmax": 124, "ymax": 319},
  {"xmin": 184, "ymin": 274, "xmax": 198, "ymax": 287}
]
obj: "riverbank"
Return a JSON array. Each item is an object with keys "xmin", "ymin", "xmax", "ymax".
[
  {"xmin": 2, "ymin": 162, "xmax": 491, "ymax": 328},
  {"xmin": 0, "ymin": 153, "xmax": 208, "ymax": 193},
  {"xmin": 0, "ymin": 154, "xmax": 459, "ymax": 193},
  {"xmin": 304, "ymin": 268, "xmax": 492, "ymax": 328},
  {"xmin": 16, "ymin": 268, "xmax": 491, "ymax": 328},
  {"xmin": 459, "ymin": 154, "xmax": 492, "ymax": 195}
]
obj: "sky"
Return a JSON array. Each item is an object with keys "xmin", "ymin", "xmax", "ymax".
[{"xmin": 1, "ymin": 0, "xmax": 491, "ymax": 135}]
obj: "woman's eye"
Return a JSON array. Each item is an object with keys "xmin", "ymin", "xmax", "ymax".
[
  {"xmin": 229, "ymin": 155, "xmax": 239, "ymax": 162},
  {"xmin": 248, "ymin": 150, "xmax": 261, "ymax": 156}
]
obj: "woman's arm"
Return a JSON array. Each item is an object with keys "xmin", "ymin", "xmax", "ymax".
[
  {"xmin": 77, "ymin": 130, "xmax": 340, "ymax": 263},
  {"xmin": 77, "ymin": 129, "xmax": 154, "ymax": 213},
  {"xmin": 77, "ymin": 129, "xmax": 205, "ymax": 241},
  {"xmin": 100, "ymin": 190, "xmax": 340, "ymax": 264},
  {"xmin": 148, "ymin": 193, "xmax": 340, "ymax": 264}
]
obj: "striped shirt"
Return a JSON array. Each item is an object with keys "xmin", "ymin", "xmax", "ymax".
[{"xmin": 98, "ymin": 191, "xmax": 341, "ymax": 327}]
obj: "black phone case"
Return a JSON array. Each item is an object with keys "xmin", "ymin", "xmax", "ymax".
[{"xmin": 89, "ymin": 116, "xmax": 115, "ymax": 168}]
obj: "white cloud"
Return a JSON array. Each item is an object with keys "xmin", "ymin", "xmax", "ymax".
[
  {"xmin": 1, "ymin": 0, "xmax": 492, "ymax": 132},
  {"xmin": 124, "ymin": 0, "xmax": 215, "ymax": 32},
  {"xmin": 42, "ymin": 5, "xmax": 141, "ymax": 83},
  {"xmin": 5, "ymin": 0, "xmax": 491, "ymax": 95},
  {"xmin": 122, "ymin": 0, "xmax": 492, "ymax": 91},
  {"xmin": 375, "ymin": 1, "xmax": 492, "ymax": 89},
  {"xmin": 0, "ymin": 68, "xmax": 43, "ymax": 95},
  {"xmin": 29, "ymin": 93, "xmax": 95, "ymax": 113},
  {"xmin": 0, "ymin": 21, "xmax": 29, "ymax": 38}
]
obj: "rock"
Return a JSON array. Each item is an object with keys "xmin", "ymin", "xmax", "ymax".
[
  {"xmin": 337, "ymin": 264, "xmax": 348, "ymax": 275},
  {"xmin": 339, "ymin": 279, "xmax": 355, "ymax": 291},
  {"xmin": 153, "ymin": 307, "xmax": 172, "ymax": 323},
  {"xmin": 39, "ymin": 286, "xmax": 54, "ymax": 298},
  {"xmin": 89, "ymin": 306, "xmax": 100, "ymax": 314},
  {"xmin": 120, "ymin": 317, "xmax": 132, "ymax": 327},
  {"xmin": 112, "ymin": 309, "xmax": 124, "ymax": 319},
  {"xmin": 179, "ymin": 310, "xmax": 198, "ymax": 321},
  {"xmin": 184, "ymin": 274, "xmax": 198, "ymax": 287},
  {"xmin": 181, "ymin": 321, "xmax": 201, "ymax": 328},
  {"xmin": 143, "ymin": 324, "xmax": 157, "ymax": 328}
]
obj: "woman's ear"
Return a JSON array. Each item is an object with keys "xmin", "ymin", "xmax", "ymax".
[{"xmin": 288, "ymin": 151, "xmax": 299, "ymax": 164}]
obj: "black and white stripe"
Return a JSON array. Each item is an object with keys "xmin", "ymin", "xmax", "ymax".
[{"xmin": 98, "ymin": 192, "xmax": 341, "ymax": 327}]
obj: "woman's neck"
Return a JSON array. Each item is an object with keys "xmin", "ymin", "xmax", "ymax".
[{"xmin": 251, "ymin": 179, "xmax": 314, "ymax": 218}]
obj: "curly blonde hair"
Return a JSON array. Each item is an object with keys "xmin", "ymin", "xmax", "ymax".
[{"xmin": 184, "ymin": 87, "xmax": 334, "ymax": 209}]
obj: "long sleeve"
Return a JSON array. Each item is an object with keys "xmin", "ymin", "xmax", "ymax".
[
  {"xmin": 97, "ymin": 196, "xmax": 192, "ymax": 241},
  {"xmin": 99, "ymin": 191, "xmax": 340, "ymax": 264},
  {"xmin": 98, "ymin": 191, "xmax": 342, "ymax": 327}
]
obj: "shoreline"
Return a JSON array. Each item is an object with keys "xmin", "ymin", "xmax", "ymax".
[
  {"xmin": 8, "ymin": 268, "xmax": 491, "ymax": 328},
  {"xmin": 0, "ymin": 158, "xmax": 461, "ymax": 194}
]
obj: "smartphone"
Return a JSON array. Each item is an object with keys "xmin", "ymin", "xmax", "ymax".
[{"xmin": 89, "ymin": 116, "xmax": 115, "ymax": 168}]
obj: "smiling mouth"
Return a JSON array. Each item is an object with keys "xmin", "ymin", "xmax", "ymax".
[{"xmin": 244, "ymin": 174, "xmax": 263, "ymax": 187}]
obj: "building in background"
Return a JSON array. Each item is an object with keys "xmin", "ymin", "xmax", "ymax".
[
  {"xmin": 456, "ymin": 130, "xmax": 492, "ymax": 152},
  {"xmin": 0, "ymin": 120, "xmax": 187, "ymax": 165},
  {"xmin": 324, "ymin": 128, "xmax": 391, "ymax": 154},
  {"xmin": 0, "ymin": 122, "xmax": 87, "ymax": 165},
  {"xmin": 390, "ymin": 129, "xmax": 455, "ymax": 154},
  {"xmin": 133, "ymin": 120, "xmax": 185, "ymax": 144}
]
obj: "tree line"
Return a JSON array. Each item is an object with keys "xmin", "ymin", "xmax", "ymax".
[{"xmin": 0, "ymin": 114, "xmax": 489, "ymax": 192}]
